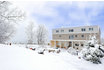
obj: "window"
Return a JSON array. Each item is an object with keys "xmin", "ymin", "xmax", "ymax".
[
  {"xmin": 81, "ymin": 44, "xmax": 84, "ymax": 46},
  {"xmin": 81, "ymin": 35, "xmax": 84, "ymax": 37},
  {"xmin": 69, "ymin": 36, "xmax": 70, "ymax": 39},
  {"xmin": 71, "ymin": 29, "xmax": 74, "ymax": 32},
  {"xmin": 69, "ymin": 29, "xmax": 74, "ymax": 32},
  {"xmin": 89, "ymin": 28, "xmax": 93, "ymax": 31},
  {"xmin": 81, "ymin": 28, "xmax": 86, "ymax": 31},
  {"xmin": 61, "ymin": 30, "xmax": 64, "ymax": 32},
  {"xmin": 59, "ymin": 35, "xmax": 61, "ymax": 37},
  {"xmin": 77, "ymin": 48, "xmax": 78, "ymax": 50},
  {"xmin": 75, "ymin": 35, "xmax": 77, "ymax": 37},
  {"xmin": 56, "ymin": 30, "xmax": 59, "ymax": 33},
  {"xmin": 69, "ymin": 35, "xmax": 74, "ymax": 39},
  {"xmin": 75, "ymin": 44, "xmax": 79, "ymax": 46},
  {"xmin": 69, "ymin": 42, "xmax": 72, "ymax": 44}
]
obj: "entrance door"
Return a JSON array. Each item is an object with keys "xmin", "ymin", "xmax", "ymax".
[
  {"xmin": 56, "ymin": 41, "xmax": 60, "ymax": 48},
  {"xmin": 61, "ymin": 42, "xmax": 64, "ymax": 48},
  {"xmin": 51, "ymin": 41, "xmax": 55, "ymax": 47},
  {"xmin": 68, "ymin": 42, "xmax": 72, "ymax": 48}
]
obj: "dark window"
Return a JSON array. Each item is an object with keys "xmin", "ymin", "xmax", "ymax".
[
  {"xmin": 81, "ymin": 35, "xmax": 84, "ymax": 37},
  {"xmin": 71, "ymin": 29, "xmax": 74, "ymax": 32},
  {"xmin": 81, "ymin": 28, "xmax": 86, "ymax": 31},
  {"xmin": 89, "ymin": 28, "xmax": 93, "ymax": 31},
  {"xmin": 61, "ymin": 30, "xmax": 64, "ymax": 32},
  {"xmin": 75, "ymin": 44, "xmax": 79, "ymax": 46},
  {"xmin": 81, "ymin": 44, "xmax": 84, "ymax": 46},
  {"xmin": 69, "ymin": 35, "xmax": 74, "ymax": 39},
  {"xmin": 75, "ymin": 35, "xmax": 77, "ymax": 37},
  {"xmin": 69, "ymin": 30, "xmax": 71, "ymax": 32},
  {"xmin": 69, "ymin": 29, "xmax": 74, "ymax": 32},
  {"xmin": 56, "ymin": 30, "xmax": 59, "ymax": 33},
  {"xmin": 69, "ymin": 42, "xmax": 72, "ymax": 44}
]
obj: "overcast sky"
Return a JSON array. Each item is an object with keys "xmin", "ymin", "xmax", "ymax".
[{"xmin": 10, "ymin": 1, "xmax": 104, "ymax": 43}]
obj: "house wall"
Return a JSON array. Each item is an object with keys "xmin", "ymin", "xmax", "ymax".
[
  {"xmin": 51, "ymin": 40, "xmax": 85, "ymax": 50},
  {"xmin": 52, "ymin": 25, "xmax": 100, "ymax": 34},
  {"xmin": 53, "ymin": 33, "xmax": 100, "ymax": 43}
]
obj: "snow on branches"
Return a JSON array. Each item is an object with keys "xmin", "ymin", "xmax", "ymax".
[
  {"xmin": 0, "ymin": 1, "xmax": 25, "ymax": 43},
  {"xmin": 81, "ymin": 35, "xmax": 104, "ymax": 64}
]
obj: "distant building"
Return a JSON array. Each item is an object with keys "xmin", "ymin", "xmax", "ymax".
[{"xmin": 51, "ymin": 25, "xmax": 101, "ymax": 50}]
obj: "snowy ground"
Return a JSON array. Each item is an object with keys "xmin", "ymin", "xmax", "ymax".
[{"xmin": 0, "ymin": 44, "xmax": 104, "ymax": 70}]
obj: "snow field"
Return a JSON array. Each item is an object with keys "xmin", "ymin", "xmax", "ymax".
[{"xmin": 0, "ymin": 44, "xmax": 104, "ymax": 70}]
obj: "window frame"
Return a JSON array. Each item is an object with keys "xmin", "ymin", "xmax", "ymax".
[
  {"xmin": 69, "ymin": 29, "xmax": 74, "ymax": 32},
  {"xmin": 81, "ymin": 28, "xmax": 86, "ymax": 31},
  {"xmin": 59, "ymin": 35, "xmax": 61, "ymax": 37},
  {"xmin": 75, "ymin": 44, "xmax": 79, "ymax": 46},
  {"xmin": 69, "ymin": 35, "xmax": 74, "ymax": 39},
  {"xmin": 75, "ymin": 35, "xmax": 77, "ymax": 37},
  {"xmin": 81, "ymin": 35, "xmax": 84, "ymax": 37},
  {"xmin": 61, "ymin": 30, "xmax": 64, "ymax": 32},
  {"xmin": 89, "ymin": 28, "xmax": 93, "ymax": 31},
  {"xmin": 56, "ymin": 30, "xmax": 59, "ymax": 33}
]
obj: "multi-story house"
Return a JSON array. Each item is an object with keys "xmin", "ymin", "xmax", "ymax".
[{"xmin": 51, "ymin": 25, "xmax": 101, "ymax": 50}]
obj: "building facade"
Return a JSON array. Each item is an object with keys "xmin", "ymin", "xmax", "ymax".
[{"xmin": 51, "ymin": 25, "xmax": 101, "ymax": 50}]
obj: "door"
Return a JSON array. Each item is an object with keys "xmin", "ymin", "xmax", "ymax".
[{"xmin": 68, "ymin": 41, "xmax": 72, "ymax": 48}]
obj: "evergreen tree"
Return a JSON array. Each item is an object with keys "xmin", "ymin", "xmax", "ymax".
[{"xmin": 81, "ymin": 35, "xmax": 104, "ymax": 64}]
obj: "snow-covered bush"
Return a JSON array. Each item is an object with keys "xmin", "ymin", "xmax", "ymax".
[
  {"xmin": 67, "ymin": 47, "xmax": 79, "ymax": 55},
  {"xmin": 81, "ymin": 35, "xmax": 104, "ymax": 64}
]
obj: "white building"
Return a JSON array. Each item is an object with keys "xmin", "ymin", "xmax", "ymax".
[{"xmin": 51, "ymin": 25, "xmax": 101, "ymax": 50}]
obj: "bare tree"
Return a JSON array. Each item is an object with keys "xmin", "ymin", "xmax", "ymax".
[
  {"xmin": 26, "ymin": 22, "xmax": 35, "ymax": 44},
  {"xmin": 0, "ymin": 1, "xmax": 25, "ymax": 43},
  {"xmin": 36, "ymin": 24, "xmax": 48, "ymax": 45}
]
